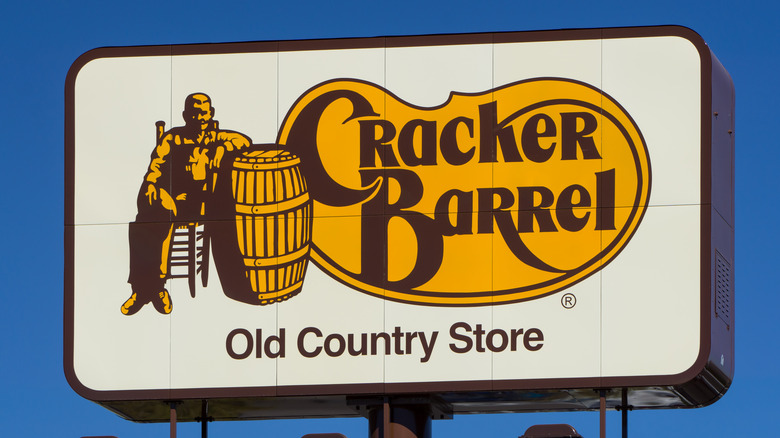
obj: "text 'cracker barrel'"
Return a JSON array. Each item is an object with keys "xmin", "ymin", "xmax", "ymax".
[{"xmin": 232, "ymin": 149, "xmax": 312, "ymax": 305}]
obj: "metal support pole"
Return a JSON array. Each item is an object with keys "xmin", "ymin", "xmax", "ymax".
[
  {"xmin": 368, "ymin": 401, "xmax": 432, "ymax": 438},
  {"xmin": 169, "ymin": 402, "xmax": 178, "ymax": 438},
  {"xmin": 383, "ymin": 399, "xmax": 390, "ymax": 438},
  {"xmin": 599, "ymin": 390, "xmax": 606, "ymax": 438},
  {"xmin": 200, "ymin": 400, "xmax": 209, "ymax": 438},
  {"xmin": 621, "ymin": 388, "xmax": 628, "ymax": 438}
]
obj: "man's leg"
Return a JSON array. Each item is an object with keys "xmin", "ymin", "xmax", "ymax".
[{"xmin": 124, "ymin": 221, "xmax": 173, "ymax": 315}]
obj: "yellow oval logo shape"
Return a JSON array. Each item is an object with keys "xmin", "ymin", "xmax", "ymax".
[{"xmin": 279, "ymin": 78, "xmax": 650, "ymax": 305}]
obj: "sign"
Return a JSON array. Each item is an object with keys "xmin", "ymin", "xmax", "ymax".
[{"xmin": 64, "ymin": 26, "xmax": 734, "ymax": 422}]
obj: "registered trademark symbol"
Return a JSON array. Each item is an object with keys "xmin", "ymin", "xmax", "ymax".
[{"xmin": 561, "ymin": 293, "xmax": 576, "ymax": 309}]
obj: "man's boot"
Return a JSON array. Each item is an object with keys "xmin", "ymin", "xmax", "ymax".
[
  {"xmin": 151, "ymin": 289, "xmax": 173, "ymax": 314},
  {"xmin": 121, "ymin": 292, "xmax": 148, "ymax": 315}
]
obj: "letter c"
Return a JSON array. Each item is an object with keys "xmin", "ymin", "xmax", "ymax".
[{"xmin": 298, "ymin": 327, "xmax": 323, "ymax": 358}]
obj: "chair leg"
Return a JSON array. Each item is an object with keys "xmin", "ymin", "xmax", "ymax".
[
  {"xmin": 200, "ymin": 228, "xmax": 210, "ymax": 288},
  {"xmin": 188, "ymin": 225, "xmax": 197, "ymax": 298}
]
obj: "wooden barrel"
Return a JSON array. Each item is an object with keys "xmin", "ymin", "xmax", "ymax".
[{"xmin": 231, "ymin": 149, "xmax": 312, "ymax": 305}]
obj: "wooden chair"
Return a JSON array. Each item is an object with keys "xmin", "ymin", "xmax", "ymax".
[{"xmin": 166, "ymin": 222, "xmax": 210, "ymax": 297}]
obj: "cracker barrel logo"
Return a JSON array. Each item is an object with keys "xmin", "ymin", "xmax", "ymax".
[
  {"xmin": 121, "ymin": 78, "xmax": 650, "ymax": 315},
  {"xmin": 279, "ymin": 78, "xmax": 650, "ymax": 306},
  {"xmin": 121, "ymin": 93, "xmax": 313, "ymax": 315}
]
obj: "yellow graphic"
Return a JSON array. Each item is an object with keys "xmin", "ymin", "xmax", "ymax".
[
  {"xmin": 231, "ymin": 151, "xmax": 312, "ymax": 305},
  {"xmin": 123, "ymin": 93, "xmax": 254, "ymax": 315},
  {"xmin": 278, "ymin": 78, "xmax": 651, "ymax": 305},
  {"xmin": 123, "ymin": 80, "xmax": 648, "ymax": 313}
]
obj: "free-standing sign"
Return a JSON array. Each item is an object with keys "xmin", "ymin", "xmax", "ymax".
[{"xmin": 65, "ymin": 26, "xmax": 734, "ymax": 422}]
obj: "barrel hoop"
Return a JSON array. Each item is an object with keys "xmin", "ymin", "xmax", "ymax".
[
  {"xmin": 235, "ymin": 194, "xmax": 311, "ymax": 215},
  {"xmin": 244, "ymin": 246, "xmax": 310, "ymax": 267},
  {"xmin": 257, "ymin": 282, "xmax": 303, "ymax": 302},
  {"xmin": 233, "ymin": 157, "xmax": 300, "ymax": 170}
]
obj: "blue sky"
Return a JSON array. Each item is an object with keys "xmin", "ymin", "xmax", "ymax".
[{"xmin": 1, "ymin": 1, "xmax": 775, "ymax": 437}]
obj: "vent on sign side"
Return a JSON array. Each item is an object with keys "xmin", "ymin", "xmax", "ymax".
[{"xmin": 715, "ymin": 251, "xmax": 732, "ymax": 328}]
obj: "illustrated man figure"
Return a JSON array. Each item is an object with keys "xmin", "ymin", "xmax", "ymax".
[{"xmin": 121, "ymin": 93, "xmax": 252, "ymax": 315}]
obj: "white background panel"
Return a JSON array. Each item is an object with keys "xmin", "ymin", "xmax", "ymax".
[
  {"xmin": 168, "ymin": 224, "xmax": 279, "ymax": 389},
  {"xmin": 72, "ymin": 223, "xmax": 172, "ymax": 391},
  {"xmin": 171, "ymin": 52, "xmax": 279, "ymax": 145},
  {"xmin": 386, "ymin": 44, "xmax": 493, "ymax": 106},
  {"xmin": 600, "ymin": 205, "xmax": 701, "ymax": 377},
  {"xmin": 492, "ymin": 273, "xmax": 601, "ymax": 380},
  {"xmin": 278, "ymin": 47, "xmax": 386, "ymax": 130},
  {"xmin": 493, "ymin": 39, "xmax": 602, "ymax": 89},
  {"xmin": 602, "ymin": 36, "xmax": 701, "ymax": 207},
  {"xmin": 276, "ymin": 266, "xmax": 385, "ymax": 386},
  {"xmin": 74, "ymin": 56, "xmax": 172, "ymax": 226}
]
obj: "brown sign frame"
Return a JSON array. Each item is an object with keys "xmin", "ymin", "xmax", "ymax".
[{"xmin": 64, "ymin": 25, "xmax": 734, "ymax": 422}]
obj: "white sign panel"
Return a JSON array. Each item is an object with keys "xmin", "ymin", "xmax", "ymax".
[{"xmin": 65, "ymin": 26, "xmax": 734, "ymax": 421}]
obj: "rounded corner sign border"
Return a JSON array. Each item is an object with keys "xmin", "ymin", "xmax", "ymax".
[{"xmin": 64, "ymin": 25, "xmax": 715, "ymax": 408}]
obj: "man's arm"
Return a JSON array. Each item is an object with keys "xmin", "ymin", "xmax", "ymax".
[
  {"xmin": 143, "ymin": 134, "xmax": 173, "ymax": 205},
  {"xmin": 211, "ymin": 130, "xmax": 252, "ymax": 168}
]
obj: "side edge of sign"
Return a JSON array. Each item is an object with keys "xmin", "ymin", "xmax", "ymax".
[
  {"xmin": 677, "ymin": 45, "xmax": 735, "ymax": 408},
  {"xmin": 678, "ymin": 48, "xmax": 735, "ymax": 407},
  {"xmin": 595, "ymin": 28, "xmax": 735, "ymax": 407}
]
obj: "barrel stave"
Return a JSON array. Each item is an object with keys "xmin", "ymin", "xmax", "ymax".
[{"xmin": 229, "ymin": 149, "xmax": 311, "ymax": 305}]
